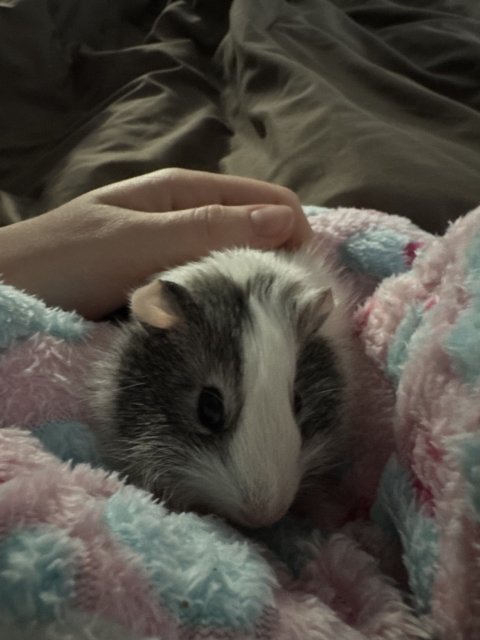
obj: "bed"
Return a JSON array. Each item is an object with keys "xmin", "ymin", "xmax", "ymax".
[
  {"xmin": 0, "ymin": 1, "xmax": 479, "ymax": 639},
  {"xmin": 0, "ymin": 0, "xmax": 479, "ymax": 230}
]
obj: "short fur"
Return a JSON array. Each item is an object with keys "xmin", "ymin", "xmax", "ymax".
[{"xmin": 89, "ymin": 247, "xmax": 355, "ymax": 527}]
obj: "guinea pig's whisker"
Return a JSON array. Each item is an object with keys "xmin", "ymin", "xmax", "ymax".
[
  {"xmin": 312, "ymin": 386, "xmax": 342, "ymax": 398},
  {"xmin": 115, "ymin": 381, "xmax": 146, "ymax": 392}
]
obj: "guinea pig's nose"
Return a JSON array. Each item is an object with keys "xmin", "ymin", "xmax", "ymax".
[{"xmin": 239, "ymin": 505, "xmax": 288, "ymax": 529}]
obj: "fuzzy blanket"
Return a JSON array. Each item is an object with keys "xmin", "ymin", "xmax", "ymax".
[{"xmin": 1, "ymin": 205, "xmax": 479, "ymax": 640}]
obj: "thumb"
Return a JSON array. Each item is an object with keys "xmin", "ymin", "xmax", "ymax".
[
  {"xmin": 249, "ymin": 205, "xmax": 297, "ymax": 243},
  {"xmin": 192, "ymin": 203, "xmax": 296, "ymax": 250},
  {"xmin": 147, "ymin": 203, "xmax": 296, "ymax": 266}
]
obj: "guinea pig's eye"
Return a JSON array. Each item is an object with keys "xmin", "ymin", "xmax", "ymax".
[
  {"xmin": 293, "ymin": 392, "xmax": 302, "ymax": 416},
  {"xmin": 197, "ymin": 386, "xmax": 225, "ymax": 433}
]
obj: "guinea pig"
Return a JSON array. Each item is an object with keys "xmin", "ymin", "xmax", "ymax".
[{"xmin": 89, "ymin": 247, "xmax": 355, "ymax": 528}]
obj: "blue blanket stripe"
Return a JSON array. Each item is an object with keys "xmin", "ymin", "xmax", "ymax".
[
  {"xmin": 451, "ymin": 434, "xmax": 480, "ymax": 522},
  {"xmin": 444, "ymin": 231, "xmax": 480, "ymax": 385},
  {"xmin": 0, "ymin": 525, "xmax": 79, "ymax": 624},
  {"xmin": 371, "ymin": 456, "xmax": 438, "ymax": 614},
  {"xmin": 340, "ymin": 229, "xmax": 411, "ymax": 280},
  {"xmin": 103, "ymin": 489, "xmax": 275, "ymax": 630},
  {"xmin": 0, "ymin": 284, "xmax": 90, "ymax": 348},
  {"xmin": 386, "ymin": 303, "xmax": 424, "ymax": 383},
  {"xmin": 32, "ymin": 421, "xmax": 101, "ymax": 467}
]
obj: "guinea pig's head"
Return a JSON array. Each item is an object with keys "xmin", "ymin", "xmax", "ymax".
[{"xmin": 91, "ymin": 249, "xmax": 350, "ymax": 528}]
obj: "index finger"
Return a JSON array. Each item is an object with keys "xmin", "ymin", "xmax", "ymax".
[
  {"xmin": 97, "ymin": 168, "xmax": 313, "ymax": 247},
  {"xmin": 162, "ymin": 169, "xmax": 313, "ymax": 247}
]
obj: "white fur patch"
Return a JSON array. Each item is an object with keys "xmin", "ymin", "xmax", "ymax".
[{"xmin": 226, "ymin": 295, "xmax": 302, "ymax": 527}]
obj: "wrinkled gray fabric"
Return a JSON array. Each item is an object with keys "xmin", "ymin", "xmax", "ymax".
[{"xmin": 0, "ymin": 0, "xmax": 479, "ymax": 231}]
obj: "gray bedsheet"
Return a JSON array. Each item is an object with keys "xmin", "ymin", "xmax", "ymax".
[{"xmin": 0, "ymin": 0, "xmax": 479, "ymax": 231}]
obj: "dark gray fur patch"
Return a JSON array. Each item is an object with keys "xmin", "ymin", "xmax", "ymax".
[
  {"xmin": 102, "ymin": 273, "xmax": 255, "ymax": 495},
  {"xmin": 244, "ymin": 270, "xmax": 305, "ymax": 330},
  {"xmin": 294, "ymin": 337, "xmax": 344, "ymax": 439},
  {"xmin": 244, "ymin": 272, "xmax": 276, "ymax": 301},
  {"xmin": 186, "ymin": 272, "xmax": 253, "ymax": 337},
  {"xmin": 114, "ymin": 273, "xmax": 249, "ymax": 445}
]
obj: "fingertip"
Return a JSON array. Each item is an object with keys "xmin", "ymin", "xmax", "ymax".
[
  {"xmin": 250, "ymin": 204, "xmax": 314, "ymax": 251},
  {"xmin": 295, "ymin": 219, "xmax": 315, "ymax": 246},
  {"xmin": 250, "ymin": 205, "xmax": 295, "ymax": 239}
]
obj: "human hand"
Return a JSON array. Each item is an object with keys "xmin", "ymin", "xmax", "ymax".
[{"xmin": 0, "ymin": 168, "xmax": 312, "ymax": 319}]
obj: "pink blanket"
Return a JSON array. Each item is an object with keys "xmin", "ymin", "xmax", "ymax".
[{"xmin": 1, "ymin": 204, "xmax": 479, "ymax": 639}]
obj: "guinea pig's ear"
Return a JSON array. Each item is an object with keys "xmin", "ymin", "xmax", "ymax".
[
  {"xmin": 298, "ymin": 287, "xmax": 334, "ymax": 336},
  {"xmin": 130, "ymin": 279, "xmax": 187, "ymax": 330}
]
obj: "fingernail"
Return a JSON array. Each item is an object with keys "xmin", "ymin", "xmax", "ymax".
[{"xmin": 250, "ymin": 205, "xmax": 294, "ymax": 237}]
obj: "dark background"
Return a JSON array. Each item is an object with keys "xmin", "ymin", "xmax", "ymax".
[{"xmin": 0, "ymin": 0, "xmax": 479, "ymax": 231}]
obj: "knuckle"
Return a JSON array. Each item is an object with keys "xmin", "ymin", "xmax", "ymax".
[
  {"xmin": 202, "ymin": 203, "xmax": 226, "ymax": 221},
  {"xmin": 158, "ymin": 167, "xmax": 187, "ymax": 186},
  {"xmin": 278, "ymin": 184, "xmax": 300, "ymax": 207},
  {"xmin": 192, "ymin": 203, "xmax": 225, "ymax": 247}
]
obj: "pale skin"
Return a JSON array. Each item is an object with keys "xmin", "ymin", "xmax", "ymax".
[{"xmin": 0, "ymin": 168, "xmax": 313, "ymax": 320}]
